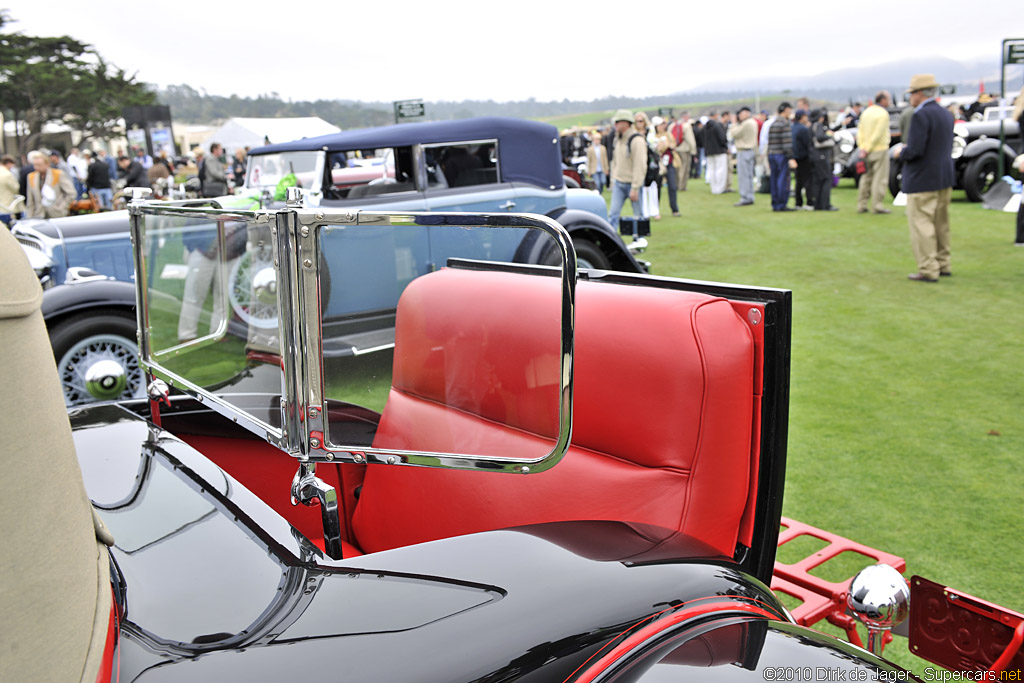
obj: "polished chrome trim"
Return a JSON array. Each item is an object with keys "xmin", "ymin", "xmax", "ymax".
[
  {"xmin": 127, "ymin": 201, "xmax": 577, "ymax": 475},
  {"xmin": 299, "ymin": 210, "xmax": 576, "ymax": 474},
  {"xmin": 64, "ymin": 266, "xmax": 112, "ymax": 285},
  {"xmin": 129, "ymin": 201, "xmax": 286, "ymax": 447}
]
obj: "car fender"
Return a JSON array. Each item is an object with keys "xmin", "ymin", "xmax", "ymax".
[
  {"xmin": 564, "ymin": 187, "xmax": 609, "ymax": 221},
  {"xmin": 41, "ymin": 280, "xmax": 137, "ymax": 324},
  {"xmin": 543, "ymin": 208, "xmax": 644, "ymax": 273},
  {"xmin": 962, "ymin": 137, "xmax": 1017, "ymax": 162}
]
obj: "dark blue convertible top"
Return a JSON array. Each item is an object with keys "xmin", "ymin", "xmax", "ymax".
[{"xmin": 252, "ymin": 116, "xmax": 564, "ymax": 190}]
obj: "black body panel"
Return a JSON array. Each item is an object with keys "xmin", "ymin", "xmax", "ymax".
[
  {"xmin": 41, "ymin": 278, "xmax": 137, "ymax": 321},
  {"xmin": 592, "ymin": 620, "xmax": 916, "ymax": 682},
  {"xmin": 70, "ymin": 404, "xmax": 810, "ymax": 683},
  {"xmin": 548, "ymin": 207, "xmax": 644, "ymax": 273}
]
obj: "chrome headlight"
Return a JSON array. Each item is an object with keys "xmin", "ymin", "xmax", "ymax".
[
  {"xmin": 951, "ymin": 136, "xmax": 966, "ymax": 160},
  {"xmin": 21, "ymin": 244, "xmax": 54, "ymax": 282},
  {"xmin": 953, "ymin": 122, "xmax": 969, "ymax": 138},
  {"xmin": 835, "ymin": 131, "xmax": 855, "ymax": 155}
]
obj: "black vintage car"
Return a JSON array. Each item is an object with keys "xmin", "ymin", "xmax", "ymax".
[
  {"xmin": 3, "ymin": 201, "xmax": 1021, "ymax": 682},
  {"xmin": 888, "ymin": 117, "xmax": 1023, "ymax": 200}
]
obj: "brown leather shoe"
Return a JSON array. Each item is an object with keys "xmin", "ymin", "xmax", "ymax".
[
  {"xmin": 857, "ymin": 208, "xmax": 869, "ymax": 213},
  {"xmin": 939, "ymin": 271, "xmax": 952, "ymax": 277},
  {"xmin": 873, "ymin": 209, "xmax": 892, "ymax": 214},
  {"xmin": 908, "ymin": 273, "xmax": 938, "ymax": 283}
]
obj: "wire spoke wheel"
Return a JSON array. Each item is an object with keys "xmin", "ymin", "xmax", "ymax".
[
  {"xmin": 58, "ymin": 333, "xmax": 144, "ymax": 407},
  {"xmin": 229, "ymin": 246, "xmax": 278, "ymax": 329}
]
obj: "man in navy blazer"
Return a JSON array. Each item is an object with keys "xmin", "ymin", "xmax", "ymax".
[{"xmin": 894, "ymin": 74, "xmax": 955, "ymax": 282}]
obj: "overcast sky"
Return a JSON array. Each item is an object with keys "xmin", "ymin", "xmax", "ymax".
[{"xmin": 4, "ymin": 0, "xmax": 1021, "ymax": 102}]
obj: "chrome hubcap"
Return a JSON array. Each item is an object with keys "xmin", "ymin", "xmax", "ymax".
[
  {"xmin": 84, "ymin": 359, "xmax": 128, "ymax": 400},
  {"xmin": 59, "ymin": 334, "xmax": 144, "ymax": 406}
]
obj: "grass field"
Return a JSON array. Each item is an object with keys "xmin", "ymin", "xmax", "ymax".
[{"xmin": 611, "ymin": 174, "xmax": 1023, "ymax": 672}]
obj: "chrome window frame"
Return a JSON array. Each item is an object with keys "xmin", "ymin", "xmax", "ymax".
[{"xmin": 128, "ymin": 200, "xmax": 577, "ymax": 475}]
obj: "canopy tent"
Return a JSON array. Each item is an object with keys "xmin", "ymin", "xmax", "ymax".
[{"xmin": 202, "ymin": 117, "xmax": 340, "ymax": 154}]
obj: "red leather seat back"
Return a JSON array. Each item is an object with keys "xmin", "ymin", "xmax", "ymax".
[{"xmin": 352, "ymin": 268, "xmax": 756, "ymax": 557}]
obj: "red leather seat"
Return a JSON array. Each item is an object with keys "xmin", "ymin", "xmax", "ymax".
[{"xmin": 351, "ymin": 267, "xmax": 758, "ymax": 558}]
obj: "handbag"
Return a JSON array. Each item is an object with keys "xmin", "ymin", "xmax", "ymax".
[{"xmin": 618, "ymin": 216, "xmax": 651, "ymax": 237}]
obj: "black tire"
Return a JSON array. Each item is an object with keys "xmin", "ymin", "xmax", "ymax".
[
  {"xmin": 49, "ymin": 311, "xmax": 144, "ymax": 407},
  {"xmin": 889, "ymin": 159, "xmax": 902, "ymax": 198},
  {"xmin": 963, "ymin": 152, "xmax": 1000, "ymax": 202},
  {"xmin": 543, "ymin": 237, "xmax": 611, "ymax": 271}
]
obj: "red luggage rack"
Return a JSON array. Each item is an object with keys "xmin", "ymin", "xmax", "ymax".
[{"xmin": 771, "ymin": 516, "xmax": 906, "ymax": 651}]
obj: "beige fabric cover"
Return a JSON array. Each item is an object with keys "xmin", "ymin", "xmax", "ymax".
[{"xmin": 0, "ymin": 227, "xmax": 112, "ymax": 683}]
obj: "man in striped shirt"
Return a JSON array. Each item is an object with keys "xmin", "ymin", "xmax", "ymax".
[{"xmin": 766, "ymin": 102, "xmax": 798, "ymax": 211}]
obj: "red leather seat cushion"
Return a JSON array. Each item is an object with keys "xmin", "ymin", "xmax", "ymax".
[{"xmin": 352, "ymin": 268, "xmax": 756, "ymax": 557}]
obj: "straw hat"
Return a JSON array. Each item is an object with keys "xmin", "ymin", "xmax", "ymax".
[{"xmin": 907, "ymin": 74, "xmax": 939, "ymax": 92}]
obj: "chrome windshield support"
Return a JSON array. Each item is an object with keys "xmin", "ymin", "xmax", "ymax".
[{"xmin": 290, "ymin": 463, "xmax": 343, "ymax": 560}]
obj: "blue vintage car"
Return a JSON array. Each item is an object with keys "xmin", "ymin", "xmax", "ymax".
[
  {"xmin": 12, "ymin": 117, "xmax": 642, "ymax": 407},
  {"xmin": 246, "ymin": 116, "xmax": 634, "ymax": 270}
]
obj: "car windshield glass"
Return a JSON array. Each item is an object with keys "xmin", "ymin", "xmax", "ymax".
[
  {"xmin": 246, "ymin": 151, "xmax": 319, "ymax": 193},
  {"xmin": 318, "ymin": 219, "xmax": 564, "ymax": 463},
  {"xmin": 135, "ymin": 208, "xmax": 284, "ymax": 436}
]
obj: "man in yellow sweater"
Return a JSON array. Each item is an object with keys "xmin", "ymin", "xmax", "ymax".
[{"xmin": 856, "ymin": 90, "xmax": 893, "ymax": 214}]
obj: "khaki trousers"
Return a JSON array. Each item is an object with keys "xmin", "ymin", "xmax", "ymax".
[
  {"xmin": 906, "ymin": 187, "xmax": 952, "ymax": 279},
  {"xmin": 857, "ymin": 149, "xmax": 891, "ymax": 212},
  {"xmin": 678, "ymin": 153, "xmax": 691, "ymax": 190}
]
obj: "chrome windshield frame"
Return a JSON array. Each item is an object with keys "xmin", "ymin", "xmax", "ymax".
[
  {"xmin": 128, "ymin": 200, "xmax": 576, "ymax": 474},
  {"xmin": 128, "ymin": 200, "xmax": 286, "ymax": 448},
  {"xmin": 289, "ymin": 209, "xmax": 576, "ymax": 474}
]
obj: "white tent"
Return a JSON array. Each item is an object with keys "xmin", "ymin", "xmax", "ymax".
[{"xmin": 202, "ymin": 117, "xmax": 340, "ymax": 154}]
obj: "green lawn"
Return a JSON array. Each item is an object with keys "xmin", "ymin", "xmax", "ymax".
[{"xmin": 614, "ymin": 175, "xmax": 1023, "ymax": 673}]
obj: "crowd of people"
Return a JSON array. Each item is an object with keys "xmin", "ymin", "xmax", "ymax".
[
  {"xmin": 0, "ymin": 142, "xmax": 249, "ymax": 225},
  {"xmin": 581, "ymin": 75, "xmax": 1024, "ymax": 282},
  {"xmin": 579, "ymin": 96, "xmax": 887, "ymax": 221}
]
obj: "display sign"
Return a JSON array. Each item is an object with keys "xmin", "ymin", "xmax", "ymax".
[
  {"xmin": 150, "ymin": 127, "xmax": 175, "ymax": 157},
  {"xmin": 123, "ymin": 105, "xmax": 176, "ymax": 158},
  {"xmin": 1006, "ymin": 40, "xmax": 1024, "ymax": 65},
  {"xmin": 393, "ymin": 99, "xmax": 425, "ymax": 123},
  {"xmin": 127, "ymin": 128, "xmax": 148, "ymax": 155}
]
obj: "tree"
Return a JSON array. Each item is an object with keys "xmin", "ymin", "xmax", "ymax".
[{"xmin": 0, "ymin": 11, "xmax": 156, "ymax": 155}]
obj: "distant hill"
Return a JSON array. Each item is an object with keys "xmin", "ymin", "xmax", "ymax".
[
  {"xmin": 158, "ymin": 57, "xmax": 1015, "ymax": 132},
  {"xmin": 687, "ymin": 56, "xmax": 1002, "ymax": 96}
]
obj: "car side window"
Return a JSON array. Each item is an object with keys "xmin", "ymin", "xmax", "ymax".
[
  {"xmin": 425, "ymin": 141, "xmax": 499, "ymax": 189},
  {"xmin": 325, "ymin": 147, "xmax": 416, "ymax": 200}
]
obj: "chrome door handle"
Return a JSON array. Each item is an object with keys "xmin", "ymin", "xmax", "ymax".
[{"xmin": 499, "ymin": 200, "xmax": 516, "ymax": 210}]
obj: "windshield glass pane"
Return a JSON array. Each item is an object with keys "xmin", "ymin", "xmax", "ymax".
[
  {"xmin": 319, "ymin": 219, "xmax": 564, "ymax": 462},
  {"xmin": 246, "ymin": 151, "xmax": 319, "ymax": 195},
  {"xmin": 137, "ymin": 209, "xmax": 284, "ymax": 431}
]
